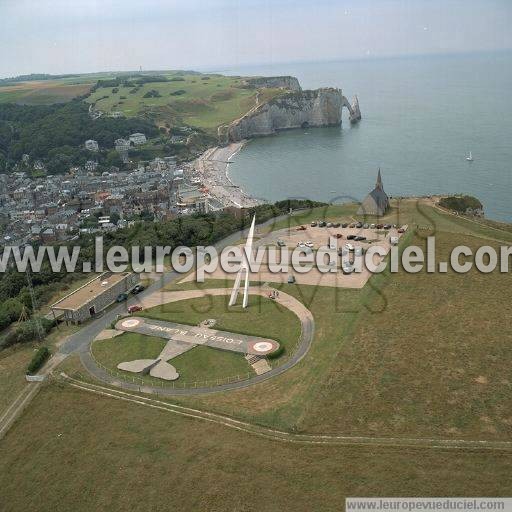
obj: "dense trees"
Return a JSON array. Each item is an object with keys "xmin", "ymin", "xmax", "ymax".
[{"xmin": 0, "ymin": 100, "xmax": 159, "ymax": 173}]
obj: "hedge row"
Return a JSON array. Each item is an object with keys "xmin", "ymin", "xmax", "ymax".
[{"xmin": 27, "ymin": 346, "xmax": 50, "ymax": 375}]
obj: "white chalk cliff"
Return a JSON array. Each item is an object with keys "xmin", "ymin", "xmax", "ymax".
[{"xmin": 218, "ymin": 85, "xmax": 361, "ymax": 144}]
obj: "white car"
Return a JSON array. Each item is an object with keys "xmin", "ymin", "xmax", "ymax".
[
  {"xmin": 342, "ymin": 264, "xmax": 354, "ymax": 274},
  {"xmin": 344, "ymin": 243, "xmax": 355, "ymax": 252},
  {"xmin": 305, "ymin": 241, "xmax": 314, "ymax": 248}
]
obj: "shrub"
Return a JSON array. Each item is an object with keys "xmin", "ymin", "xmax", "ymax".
[
  {"xmin": 27, "ymin": 346, "xmax": 50, "ymax": 374},
  {"xmin": 170, "ymin": 89, "xmax": 187, "ymax": 96},
  {"xmin": 143, "ymin": 89, "xmax": 161, "ymax": 98},
  {"xmin": 439, "ymin": 195, "xmax": 483, "ymax": 214},
  {"xmin": 266, "ymin": 345, "xmax": 285, "ymax": 360}
]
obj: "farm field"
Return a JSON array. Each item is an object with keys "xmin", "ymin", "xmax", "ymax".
[{"xmin": 0, "ymin": 80, "xmax": 94, "ymax": 105}]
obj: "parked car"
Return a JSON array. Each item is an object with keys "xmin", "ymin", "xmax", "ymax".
[
  {"xmin": 370, "ymin": 223, "xmax": 376, "ymax": 229},
  {"xmin": 342, "ymin": 264, "xmax": 354, "ymax": 274},
  {"xmin": 344, "ymin": 243, "xmax": 355, "ymax": 252},
  {"xmin": 287, "ymin": 275, "xmax": 296, "ymax": 284},
  {"xmin": 335, "ymin": 233, "xmax": 343, "ymax": 239},
  {"xmin": 277, "ymin": 239, "xmax": 286, "ymax": 247},
  {"xmin": 326, "ymin": 222, "xmax": 333, "ymax": 228},
  {"xmin": 349, "ymin": 222, "xmax": 356, "ymax": 228},
  {"xmin": 363, "ymin": 223, "xmax": 369, "ymax": 229},
  {"xmin": 376, "ymin": 224, "xmax": 384, "ymax": 229},
  {"xmin": 341, "ymin": 223, "xmax": 349, "ymax": 228},
  {"xmin": 383, "ymin": 224, "xmax": 392, "ymax": 229},
  {"xmin": 310, "ymin": 221, "xmax": 317, "ymax": 227},
  {"xmin": 355, "ymin": 222, "xmax": 363, "ymax": 229},
  {"xmin": 296, "ymin": 225, "xmax": 307, "ymax": 231},
  {"xmin": 116, "ymin": 293, "xmax": 128, "ymax": 302},
  {"xmin": 319, "ymin": 221, "xmax": 326, "ymax": 227},
  {"xmin": 333, "ymin": 222, "xmax": 340, "ymax": 228},
  {"xmin": 305, "ymin": 241, "xmax": 314, "ymax": 248},
  {"xmin": 354, "ymin": 236, "xmax": 366, "ymax": 241},
  {"xmin": 131, "ymin": 284, "xmax": 145, "ymax": 294},
  {"xmin": 347, "ymin": 234, "xmax": 356, "ymax": 240},
  {"xmin": 128, "ymin": 305, "xmax": 143, "ymax": 314}
]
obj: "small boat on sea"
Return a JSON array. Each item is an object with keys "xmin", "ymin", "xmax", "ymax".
[{"xmin": 466, "ymin": 151, "xmax": 474, "ymax": 162}]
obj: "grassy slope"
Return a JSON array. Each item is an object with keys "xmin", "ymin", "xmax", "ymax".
[
  {"xmin": 0, "ymin": 385, "xmax": 511, "ymax": 512},
  {"xmin": 0, "ymin": 72, "xmax": 284, "ymax": 132},
  {"xmin": 0, "ymin": 346, "xmax": 34, "ymax": 415},
  {"xmin": 2, "ymin": 202, "xmax": 512, "ymax": 507},
  {"xmin": 164, "ymin": 201, "xmax": 512, "ymax": 440},
  {"xmin": 86, "ymin": 73, "xmax": 283, "ymax": 132}
]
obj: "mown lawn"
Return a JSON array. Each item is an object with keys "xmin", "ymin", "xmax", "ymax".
[
  {"xmin": 139, "ymin": 293, "xmax": 301, "ymax": 359},
  {"xmin": 92, "ymin": 294, "xmax": 300, "ymax": 385}
]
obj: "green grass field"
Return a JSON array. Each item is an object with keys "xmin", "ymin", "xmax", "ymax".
[
  {"xmin": 91, "ymin": 294, "xmax": 300, "ymax": 385},
  {"xmin": 2, "ymin": 202, "xmax": 512, "ymax": 508},
  {"xmin": 0, "ymin": 71, "xmax": 284, "ymax": 133},
  {"xmin": 85, "ymin": 73, "xmax": 281, "ymax": 131},
  {"xmin": 0, "ymin": 345, "xmax": 35, "ymax": 415},
  {"xmin": 1, "ymin": 385, "xmax": 511, "ymax": 512},
  {"xmin": 0, "ymin": 80, "xmax": 94, "ymax": 105}
]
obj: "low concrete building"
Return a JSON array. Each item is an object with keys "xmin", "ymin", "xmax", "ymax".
[{"xmin": 51, "ymin": 272, "xmax": 140, "ymax": 324}]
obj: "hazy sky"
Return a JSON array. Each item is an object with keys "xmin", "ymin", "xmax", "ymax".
[{"xmin": 1, "ymin": 0, "xmax": 511, "ymax": 77}]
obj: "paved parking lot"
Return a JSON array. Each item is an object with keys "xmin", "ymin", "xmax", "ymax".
[{"xmin": 183, "ymin": 224, "xmax": 404, "ymax": 289}]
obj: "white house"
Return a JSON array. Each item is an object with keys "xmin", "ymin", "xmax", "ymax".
[
  {"xmin": 85, "ymin": 140, "xmax": 99, "ymax": 152},
  {"xmin": 129, "ymin": 133, "xmax": 147, "ymax": 145}
]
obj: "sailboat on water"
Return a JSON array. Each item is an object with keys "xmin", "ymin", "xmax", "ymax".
[{"xmin": 466, "ymin": 151, "xmax": 474, "ymax": 162}]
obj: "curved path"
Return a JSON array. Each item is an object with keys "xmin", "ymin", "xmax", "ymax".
[{"xmin": 80, "ymin": 286, "xmax": 314, "ymax": 396}]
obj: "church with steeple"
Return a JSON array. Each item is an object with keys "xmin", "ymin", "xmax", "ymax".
[{"xmin": 357, "ymin": 169, "xmax": 390, "ymax": 216}]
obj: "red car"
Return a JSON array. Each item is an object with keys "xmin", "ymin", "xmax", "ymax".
[{"xmin": 128, "ymin": 305, "xmax": 143, "ymax": 314}]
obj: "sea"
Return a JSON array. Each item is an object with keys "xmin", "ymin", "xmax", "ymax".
[{"xmin": 218, "ymin": 51, "xmax": 512, "ymax": 221}]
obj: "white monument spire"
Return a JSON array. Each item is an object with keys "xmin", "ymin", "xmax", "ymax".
[{"xmin": 229, "ymin": 214, "xmax": 256, "ymax": 308}]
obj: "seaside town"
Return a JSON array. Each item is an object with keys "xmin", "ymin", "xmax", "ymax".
[{"xmin": 0, "ymin": 134, "xmax": 258, "ymax": 246}]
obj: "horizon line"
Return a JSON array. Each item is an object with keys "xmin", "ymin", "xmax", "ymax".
[{"xmin": 1, "ymin": 47, "xmax": 511, "ymax": 81}]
